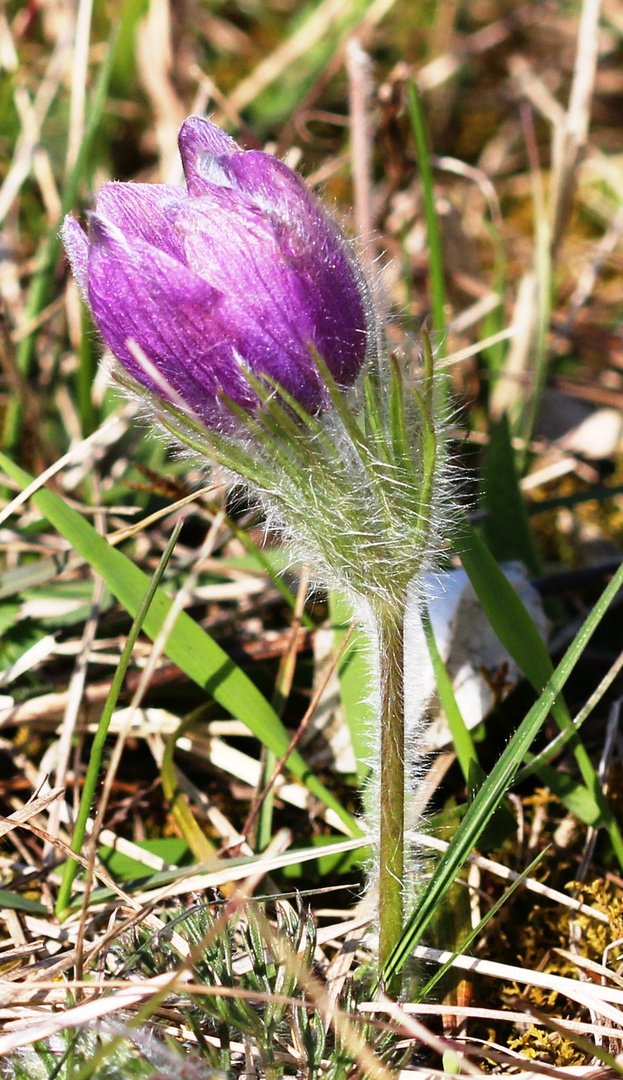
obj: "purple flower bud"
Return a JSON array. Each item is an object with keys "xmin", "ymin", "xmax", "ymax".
[{"xmin": 63, "ymin": 116, "xmax": 369, "ymax": 429}]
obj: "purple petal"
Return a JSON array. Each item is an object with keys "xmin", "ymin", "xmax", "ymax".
[
  {"xmin": 62, "ymin": 216, "xmax": 89, "ymax": 301},
  {"xmin": 217, "ymin": 150, "xmax": 320, "ymax": 228},
  {"xmin": 170, "ymin": 192, "xmax": 323, "ymax": 382},
  {"xmin": 182, "ymin": 151, "xmax": 368, "ymax": 384},
  {"xmin": 86, "ymin": 214, "xmax": 255, "ymax": 425},
  {"xmin": 170, "ymin": 187, "xmax": 286, "ymax": 296},
  {"xmin": 222, "ymin": 307, "xmax": 324, "ymax": 411},
  {"xmin": 95, "ymin": 182, "xmax": 188, "ymax": 262},
  {"xmin": 284, "ymin": 229, "xmax": 368, "ymax": 386},
  {"xmin": 178, "ymin": 116, "xmax": 238, "ymax": 197},
  {"xmin": 170, "ymin": 186, "xmax": 367, "ymax": 388}
]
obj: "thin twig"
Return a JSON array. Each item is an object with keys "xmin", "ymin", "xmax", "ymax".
[
  {"xmin": 65, "ymin": 0, "xmax": 94, "ymax": 175},
  {"xmin": 347, "ymin": 38, "xmax": 375, "ymax": 265}
]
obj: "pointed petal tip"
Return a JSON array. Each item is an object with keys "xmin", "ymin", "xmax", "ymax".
[
  {"xmin": 86, "ymin": 212, "xmax": 126, "ymax": 248},
  {"xmin": 61, "ymin": 213, "xmax": 86, "ymax": 250},
  {"xmin": 178, "ymin": 116, "xmax": 238, "ymax": 161},
  {"xmin": 178, "ymin": 116, "xmax": 240, "ymax": 194},
  {"xmin": 61, "ymin": 214, "xmax": 89, "ymax": 299}
]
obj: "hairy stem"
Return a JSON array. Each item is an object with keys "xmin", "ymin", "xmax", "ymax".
[{"xmin": 377, "ymin": 606, "xmax": 405, "ymax": 995}]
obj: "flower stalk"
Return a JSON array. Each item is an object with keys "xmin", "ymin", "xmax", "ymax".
[{"xmin": 376, "ymin": 606, "xmax": 406, "ymax": 990}]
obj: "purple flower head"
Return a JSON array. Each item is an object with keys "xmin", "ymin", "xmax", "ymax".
[{"xmin": 63, "ymin": 116, "xmax": 369, "ymax": 430}]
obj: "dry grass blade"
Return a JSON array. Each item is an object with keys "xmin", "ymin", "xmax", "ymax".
[
  {"xmin": 225, "ymin": 0, "xmax": 369, "ymax": 117},
  {"xmin": 65, "ymin": 0, "xmax": 94, "ymax": 175},
  {"xmin": 126, "ymin": 835, "xmax": 369, "ymax": 906},
  {"xmin": 550, "ymin": 0, "xmax": 603, "ymax": 251},
  {"xmin": 410, "ymin": 831, "xmax": 610, "ymax": 924},
  {"xmin": 136, "ymin": 0, "xmax": 186, "ymax": 177},
  {"xmin": 407, "ymin": 945, "xmax": 623, "ymax": 1023},
  {"xmin": 370, "ymin": 996, "xmax": 487, "ymax": 1076},
  {"xmin": 347, "ymin": 38, "xmax": 375, "ymax": 263},
  {"xmin": 0, "ymin": 787, "xmax": 64, "ymax": 840},
  {"xmin": 0, "ymin": 26, "xmax": 71, "ymax": 224},
  {"xmin": 0, "ymin": 973, "xmax": 192, "ymax": 1056},
  {"xmin": 46, "ymin": 574, "xmax": 106, "ymax": 848},
  {"xmin": 0, "ymin": 813, "xmax": 139, "ymax": 907},
  {"xmin": 362, "ymin": 1002, "xmax": 623, "ymax": 1044}
]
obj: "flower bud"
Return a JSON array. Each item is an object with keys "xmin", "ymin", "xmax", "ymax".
[{"xmin": 63, "ymin": 116, "xmax": 369, "ymax": 429}]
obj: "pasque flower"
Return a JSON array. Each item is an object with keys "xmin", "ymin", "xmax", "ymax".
[
  {"xmin": 62, "ymin": 116, "xmax": 368, "ymax": 428},
  {"xmin": 64, "ymin": 115, "xmax": 455, "ymax": 995}
]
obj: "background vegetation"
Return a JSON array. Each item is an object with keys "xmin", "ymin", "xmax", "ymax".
[{"xmin": 1, "ymin": 0, "xmax": 623, "ymax": 1076}]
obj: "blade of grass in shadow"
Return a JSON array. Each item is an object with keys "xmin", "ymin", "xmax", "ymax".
[
  {"xmin": 162, "ymin": 714, "xmax": 222, "ymax": 862},
  {"xmin": 0, "ymin": 451, "xmax": 359, "ymax": 837},
  {"xmin": 528, "ymin": 482, "xmax": 623, "ymax": 516},
  {"xmin": 330, "ymin": 591, "xmax": 372, "ymax": 785},
  {"xmin": 381, "ymin": 556, "xmax": 623, "ymax": 985},
  {"xmin": 407, "ymin": 81, "xmax": 446, "ymax": 346},
  {"xmin": 55, "ymin": 519, "xmax": 184, "ymax": 918},
  {"xmin": 421, "ymin": 606, "xmax": 479, "ymax": 783},
  {"xmin": 414, "ymin": 846, "xmax": 548, "ymax": 1002},
  {"xmin": 0, "ymin": 890, "xmax": 47, "ymax": 915},
  {"xmin": 518, "ymin": 106, "xmax": 552, "ymax": 461},
  {"xmin": 459, "ymin": 521, "xmax": 623, "ymax": 865},
  {"xmin": 481, "ymin": 414, "xmax": 541, "ymax": 576},
  {"xmin": 524, "ymin": 762, "xmax": 603, "ymax": 824},
  {"xmin": 479, "ymin": 229, "xmax": 508, "ymax": 379},
  {"xmin": 459, "ymin": 523, "xmax": 556, "ymax": 694}
]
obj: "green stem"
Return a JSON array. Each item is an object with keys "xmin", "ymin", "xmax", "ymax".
[{"xmin": 376, "ymin": 606, "xmax": 405, "ymax": 995}]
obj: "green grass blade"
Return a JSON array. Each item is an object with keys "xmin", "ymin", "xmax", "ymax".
[
  {"xmin": 459, "ymin": 522, "xmax": 623, "ymax": 860},
  {"xmin": 530, "ymin": 764, "xmax": 602, "ymax": 825},
  {"xmin": 330, "ymin": 591, "xmax": 373, "ymax": 785},
  {"xmin": 481, "ymin": 414, "xmax": 541, "ymax": 575},
  {"xmin": 407, "ymin": 81, "xmax": 446, "ymax": 343},
  {"xmin": 381, "ymin": 556, "xmax": 623, "ymax": 983},
  {"xmin": 459, "ymin": 523, "xmax": 554, "ymax": 695},
  {"xmin": 421, "ymin": 606, "xmax": 478, "ymax": 783},
  {"xmin": 0, "ymin": 451, "xmax": 359, "ymax": 837},
  {"xmin": 55, "ymin": 519, "xmax": 184, "ymax": 918},
  {"xmin": 528, "ymin": 481, "xmax": 623, "ymax": 516},
  {"xmin": 0, "ymin": 890, "xmax": 47, "ymax": 915}
]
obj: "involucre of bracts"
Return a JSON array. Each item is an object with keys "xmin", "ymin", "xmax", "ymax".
[{"xmin": 141, "ymin": 338, "xmax": 453, "ymax": 617}]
